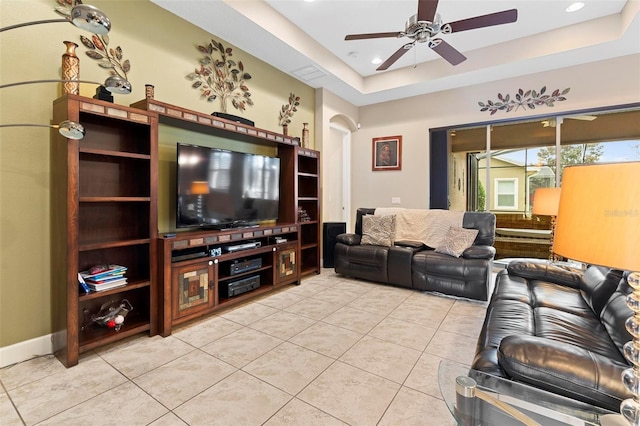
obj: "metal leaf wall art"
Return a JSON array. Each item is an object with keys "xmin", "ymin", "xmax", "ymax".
[
  {"xmin": 79, "ymin": 35, "xmax": 130, "ymax": 80},
  {"xmin": 55, "ymin": 1, "xmax": 130, "ymax": 80},
  {"xmin": 279, "ymin": 93, "xmax": 300, "ymax": 126},
  {"xmin": 479, "ymin": 87, "xmax": 570, "ymax": 115},
  {"xmin": 186, "ymin": 39, "xmax": 254, "ymax": 113}
]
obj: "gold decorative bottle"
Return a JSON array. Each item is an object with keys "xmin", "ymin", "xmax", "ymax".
[{"xmin": 62, "ymin": 41, "xmax": 80, "ymax": 95}]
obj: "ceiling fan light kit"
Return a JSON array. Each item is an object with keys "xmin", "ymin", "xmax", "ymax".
[{"xmin": 345, "ymin": 0, "xmax": 518, "ymax": 70}]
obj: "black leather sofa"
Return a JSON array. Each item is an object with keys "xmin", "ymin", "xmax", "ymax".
[
  {"xmin": 334, "ymin": 208, "xmax": 496, "ymax": 301},
  {"xmin": 472, "ymin": 260, "xmax": 633, "ymax": 411}
]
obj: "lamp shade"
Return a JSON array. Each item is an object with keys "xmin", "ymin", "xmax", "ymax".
[
  {"xmin": 103, "ymin": 76, "xmax": 132, "ymax": 94},
  {"xmin": 190, "ymin": 181, "xmax": 210, "ymax": 195},
  {"xmin": 0, "ymin": 3, "xmax": 110, "ymax": 34},
  {"xmin": 554, "ymin": 162, "xmax": 640, "ymax": 271},
  {"xmin": 0, "ymin": 121, "xmax": 85, "ymax": 140},
  {"xmin": 69, "ymin": 4, "xmax": 111, "ymax": 34},
  {"xmin": 57, "ymin": 120, "xmax": 86, "ymax": 139},
  {"xmin": 532, "ymin": 187, "xmax": 562, "ymax": 216},
  {"xmin": 1, "ymin": 77, "xmax": 132, "ymax": 94}
]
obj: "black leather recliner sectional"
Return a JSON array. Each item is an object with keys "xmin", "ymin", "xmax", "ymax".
[
  {"xmin": 333, "ymin": 208, "xmax": 496, "ymax": 301},
  {"xmin": 472, "ymin": 260, "xmax": 633, "ymax": 411}
]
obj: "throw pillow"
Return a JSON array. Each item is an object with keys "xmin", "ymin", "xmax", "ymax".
[
  {"xmin": 435, "ymin": 226, "xmax": 479, "ymax": 257},
  {"xmin": 361, "ymin": 214, "xmax": 396, "ymax": 247}
]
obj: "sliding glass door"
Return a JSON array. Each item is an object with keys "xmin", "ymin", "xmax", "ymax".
[{"xmin": 443, "ymin": 105, "xmax": 640, "ymax": 259}]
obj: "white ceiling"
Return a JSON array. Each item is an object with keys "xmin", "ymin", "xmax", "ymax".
[{"xmin": 152, "ymin": 0, "xmax": 639, "ymax": 106}]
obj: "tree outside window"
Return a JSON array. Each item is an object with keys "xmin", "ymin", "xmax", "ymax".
[{"xmin": 537, "ymin": 143, "xmax": 603, "ymax": 181}]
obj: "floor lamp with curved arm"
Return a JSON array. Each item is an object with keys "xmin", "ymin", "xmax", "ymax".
[
  {"xmin": 0, "ymin": 2, "xmax": 110, "ymax": 35},
  {"xmin": 1, "ymin": 76, "xmax": 132, "ymax": 95},
  {"xmin": 0, "ymin": 121, "xmax": 85, "ymax": 140}
]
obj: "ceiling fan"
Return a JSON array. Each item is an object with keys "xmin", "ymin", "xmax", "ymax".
[{"xmin": 345, "ymin": 0, "xmax": 518, "ymax": 70}]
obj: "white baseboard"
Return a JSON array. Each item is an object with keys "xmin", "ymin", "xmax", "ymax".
[{"xmin": 0, "ymin": 332, "xmax": 62, "ymax": 368}]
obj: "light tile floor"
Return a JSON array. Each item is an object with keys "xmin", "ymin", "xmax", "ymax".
[{"xmin": 1, "ymin": 269, "xmax": 489, "ymax": 426}]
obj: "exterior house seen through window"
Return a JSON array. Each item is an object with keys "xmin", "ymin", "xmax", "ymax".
[{"xmin": 495, "ymin": 178, "xmax": 518, "ymax": 210}]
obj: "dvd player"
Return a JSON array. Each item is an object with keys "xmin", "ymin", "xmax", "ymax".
[
  {"xmin": 221, "ymin": 275, "xmax": 260, "ymax": 298},
  {"xmin": 171, "ymin": 250, "xmax": 207, "ymax": 262},
  {"xmin": 224, "ymin": 241, "xmax": 261, "ymax": 253},
  {"xmin": 229, "ymin": 258, "xmax": 262, "ymax": 275}
]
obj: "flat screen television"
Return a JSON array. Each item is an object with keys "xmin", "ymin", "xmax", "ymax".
[{"xmin": 176, "ymin": 143, "xmax": 280, "ymax": 229}]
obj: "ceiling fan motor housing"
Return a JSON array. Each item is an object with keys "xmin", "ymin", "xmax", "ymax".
[{"xmin": 405, "ymin": 13, "xmax": 441, "ymax": 42}]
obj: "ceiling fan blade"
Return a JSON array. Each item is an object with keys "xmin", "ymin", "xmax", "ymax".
[
  {"xmin": 377, "ymin": 44, "xmax": 413, "ymax": 71},
  {"xmin": 345, "ymin": 32, "xmax": 402, "ymax": 41},
  {"xmin": 447, "ymin": 9, "xmax": 518, "ymax": 33},
  {"xmin": 429, "ymin": 38, "xmax": 466, "ymax": 66},
  {"xmin": 417, "ymin": 0, "xmax": 439, "ymax": 22}
]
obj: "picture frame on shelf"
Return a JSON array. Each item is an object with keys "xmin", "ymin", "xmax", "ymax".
[{"xmin": 372, "ymin": 135, "xmax": 402, "ymax": 171}]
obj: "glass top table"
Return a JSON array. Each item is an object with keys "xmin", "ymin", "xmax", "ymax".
[{"xmin": 438, "ymin": 360, "xmax": 623, "ymax": 426}]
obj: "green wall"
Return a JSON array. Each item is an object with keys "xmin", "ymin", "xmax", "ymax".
[{"xmin": 0, "ymin": 0, "xmax": 315, "ymax": 349}]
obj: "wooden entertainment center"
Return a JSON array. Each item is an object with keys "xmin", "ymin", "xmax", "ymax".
[
  {"xmin": 51, "ymin": 95, "xmax": 320, "ymax": 367},
  {"xmin": 158, "ymin": 224, "xmax": 299, "ymax": 336}
]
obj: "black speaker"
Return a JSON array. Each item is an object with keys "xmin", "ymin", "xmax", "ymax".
[
  {"xmin": 211, "ymin": 112, "xmax": 255, "ymax": 127},
  {"xmin": 323, "ymin": 222, "xmax": 346, "ymax": 268}
]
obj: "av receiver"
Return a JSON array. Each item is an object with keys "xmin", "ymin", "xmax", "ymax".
[
  {"xmin": 229, "ymin": 258, "xmax": 262, "ymax": 275},
  {"xmin": 221, "ymin": 275, "xmax": 260, "ymax": 298}
]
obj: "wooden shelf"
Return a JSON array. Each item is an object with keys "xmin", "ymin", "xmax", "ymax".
[
  {"xmin": 300, "ymin": 265, "xmax": 319, "ymax": 277},
  {"xmin": 79, "ymin": 280, "xmax": 151, "ymax": 301},
  {"xmin": 50, "ymin": 95, "xmax": 321, "ymax": 365},
  {"xmin": 79, "ymin": 238, "xmax": 152, "ymax": 251},
  {"xmin": 79, "ymin": 318, "xmax": 151, "ymax": 353},
  {"xmin": 80, "ymin": 197, "xmax": 151, "ymax": 202},
  {"xmin": 127, "ymin": 97, "xmax": 321, "ymax": 333},
  {"xmin": 278, "ymin": 146, "xmax": 321, "ymax": 276},
  {"xmin": 51, "ymin": 95, "xmax": 158, "ymax": 368},
  {"xmin": 80, "ymin": 148, "xmax": 151, "ymax": 160},
  {"xmin": 217, "ymin": 285, "xmax": 273, "ymax": 308},
  {"xmin": 158, "ymin": 224, "xmax": 300, "ymax": 335},
  {"xmin": 130, "ymin": 98, "xmax": 300, "ymax": 147}
]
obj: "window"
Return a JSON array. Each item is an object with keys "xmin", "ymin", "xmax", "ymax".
[
  {"xmin": 448, "ymin": 107, "xmax": 640, "ymax": 214},
  {"xmin": 209, "ymin": 150, "xmax": 232, "ymax": 191},
  {"xmin": 495, "ymin": 178, "xmax": 517, "ymax": 209},
  {"xmin": 444, "ymin": 106, "xmax": 639, "ymax": 260}
]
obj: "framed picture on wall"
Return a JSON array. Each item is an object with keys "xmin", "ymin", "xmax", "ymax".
[{"xmin": 372, "ymin": 135, "xmax": 402, "ymax": 171}]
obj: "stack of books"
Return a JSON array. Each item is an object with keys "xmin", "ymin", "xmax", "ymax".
[{"xmin": 80, "ymin": 265, "xmax": 128, "ymax": 292}]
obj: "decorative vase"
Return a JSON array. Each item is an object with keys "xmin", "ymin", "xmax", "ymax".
[
  {"xmin": 145, "ymin": 84, "xmax": 155, "ymax": 100},
  {"xmin": 302, "ymin": 123, "xmax": 310, "ymax": 148},
  {"xmin": 282, "ymin": 124, "xmax": 288, "ymax": 136},
  {"xmin": 62, "ymin": 41, "xmax": 80, "ymax": 95}
]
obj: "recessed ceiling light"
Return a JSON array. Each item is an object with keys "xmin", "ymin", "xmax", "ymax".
[
  {"xmin": 303, "ymin": 0, "xmax": 315, "ymax": 3},
  {"xmin": 371, "ymin": 57, "xmax": 382, "ymax": 65},
  {"xmin": 566, "ymin": 2, "xmax": 585, "ymax": 12}
]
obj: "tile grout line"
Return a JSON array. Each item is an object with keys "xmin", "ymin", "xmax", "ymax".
[{"xmin": 2, "ymin": 270, "xmax": 485, "ymax": 425}]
